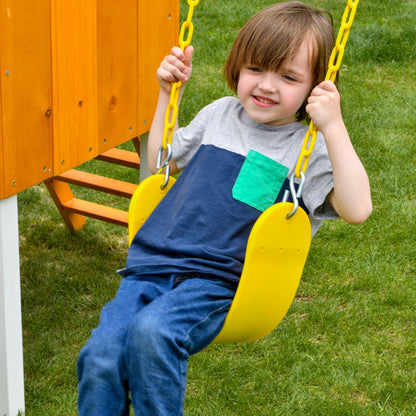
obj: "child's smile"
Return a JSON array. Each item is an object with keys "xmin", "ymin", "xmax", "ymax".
[{"xmin": 252, "ymin": 95, "xmax": 278, "ymax": 107}]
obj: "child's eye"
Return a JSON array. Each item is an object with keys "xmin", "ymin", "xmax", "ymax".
[
  {"xmin": 283, "ymin": 75, "xmax": 297, "ymax": 82},
  {"xmin": 247, "ymin": 66, "xmax": 263, "ymax": 73}
]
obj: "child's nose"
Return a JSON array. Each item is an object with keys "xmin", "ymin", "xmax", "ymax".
[{"xmin": 258, "ymin": 72, "xmax": 278, "ymax": 93}]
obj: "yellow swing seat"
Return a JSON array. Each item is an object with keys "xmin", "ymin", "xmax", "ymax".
[
  {"xmin": 128, "ymin": 174, "xmax": 177, "ymax": 245},
  {"xmin": 128, "ymin": 174, "xmax": 311, "ymax": 344}
]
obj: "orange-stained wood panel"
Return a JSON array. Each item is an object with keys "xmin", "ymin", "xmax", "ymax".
[
  {"xmin": 1, "ymin": 0, "xmax": 180, "ymax": 200},
  {"xmin": 97, "ymin": 0, "xmax": 139, "ymax": 153},
  {"xmin": 0, "ymin": 0, "xmax": 53, "ymax": 197},
  {"xmin": 50, "ymin": 0, "xmax": 98, "ymax": 175},
  {"xmin": 137, "ymin": 0, "xmax": 179, "ymax": 136}
]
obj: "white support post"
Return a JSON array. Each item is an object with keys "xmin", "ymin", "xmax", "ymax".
[
  {"xmin": 0, "ymin": 195, "xmax": 25, "ymax": 416},
  {"xmin": 139, "ymin": 132, "xmax": 151, "ymax": 183}
]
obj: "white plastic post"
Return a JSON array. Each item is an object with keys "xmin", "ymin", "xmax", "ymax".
[
  {"xmin": 0, "ymin": 195, "xmax": 25, "ymax": 416},
  {"xmin": 139, "ymin": 132, "xmax": 151, "ymax": 182}
]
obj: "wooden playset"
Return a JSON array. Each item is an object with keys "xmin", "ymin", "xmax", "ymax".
[
  {"xmin": 0, "ymin": 0, "xmax": 178, "ymax": 226},
  {"xmin": 0, "ymin": 1, "xmax": 178, "ymax": 414}
]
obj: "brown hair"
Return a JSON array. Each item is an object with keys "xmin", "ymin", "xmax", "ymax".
[{"xmin": 224, "ymin": 1, "xmax": 335, "ymax": 121}]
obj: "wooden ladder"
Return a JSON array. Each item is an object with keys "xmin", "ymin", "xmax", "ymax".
[{"xmin": 45, "ymin": 138, "xmax": 141, "ymax": 230}]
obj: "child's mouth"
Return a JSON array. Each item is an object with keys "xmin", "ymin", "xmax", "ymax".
[{"xmin": 252, "ymin": 95, "xmax": 277, "ymax": 106}]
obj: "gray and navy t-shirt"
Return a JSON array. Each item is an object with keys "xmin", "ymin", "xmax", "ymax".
[{"xmin": 120, "ymin": 97, "xmax": 337, "ymax": 282}]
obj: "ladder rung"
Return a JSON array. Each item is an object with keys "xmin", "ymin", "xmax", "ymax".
[
  {"xmin": 55, "ymin": 170, "xmax": 137, "ymax": 198},
  {"xmin": 63, "ymin": 198, "xmax": 128, "ymax": 227},
  {"xmin": 95, "ymin": 148, "xmax": 140, "ymax": 169}
]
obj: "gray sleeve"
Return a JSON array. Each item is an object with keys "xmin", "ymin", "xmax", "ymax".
[
  {"xmin": 171, "ymin": 102, "xmax": 214, "ymax": 170},
  {"xmin": 301, "ymin": 132, "xmax": 338, "ymax": 234}
]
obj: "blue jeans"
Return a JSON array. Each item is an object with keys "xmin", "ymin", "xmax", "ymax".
[{"xmin": 77, "ymin": 273, "xmax": 237, "ymax": 416}]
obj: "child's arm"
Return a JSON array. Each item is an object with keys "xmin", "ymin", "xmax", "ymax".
[
  {"xmin": 306, "ymin": 80, "xmax": 372, "ymax": 224},
  {"xmin": 148, "ymin": 46, "xmax": 194, "ymax": 174}
]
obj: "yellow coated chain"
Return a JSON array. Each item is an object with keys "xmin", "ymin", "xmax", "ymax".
[
  {"xmin": 159, "ymin": 0, "xmax": 200, "ymax": 164},
  {"xmin": 294, "ymin": 0, "xmax": 359, "ymax": 178}
]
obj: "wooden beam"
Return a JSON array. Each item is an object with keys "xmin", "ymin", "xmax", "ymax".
[
  {"xmin": 54, "ymin": 170, "xmax": 138, "ymax": 198},
  {"xmin": 44, "ymin": 179, "xmax": 87, "ymax": 230},
  {"xmin": 95, "ymin": 148, "xmax": 140, "ymax": 169},
  {"xmin": 64, "ymin": 199, "xmax": 128, "ymax": 227}
]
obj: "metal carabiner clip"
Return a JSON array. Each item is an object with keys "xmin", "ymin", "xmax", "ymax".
[
  {"xmin": 284, "ymin": 171, "xmax": 306, "ymax": 219},
  {"xmin": 156, "ymin": 144, "xmax": 172, "ymax": 189}
]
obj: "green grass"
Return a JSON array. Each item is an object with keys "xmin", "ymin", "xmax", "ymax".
[{"xmin": 18, "ymin": 0, "xmax": 416, "ymax": 414}]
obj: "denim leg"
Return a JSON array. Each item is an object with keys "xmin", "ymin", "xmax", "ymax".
[
  {"xmin": 124, "ymin": 276, "xmax": 237, "ymax": 416},
  {"xmin": 77, "ymin": 274, "xmax": 175, "ymax": 416}
]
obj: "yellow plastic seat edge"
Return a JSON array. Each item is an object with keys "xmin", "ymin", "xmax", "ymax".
[
  {"xmin": 128, "ymin": 174, "xmax": 176, "ymax": 245},
  {"xmin": 212, "ymin": 202, "xmax": 312, "ymax": 344}
]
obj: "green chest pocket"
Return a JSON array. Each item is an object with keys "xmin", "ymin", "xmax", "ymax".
[{"xmin": 232, "ymin": 150, "xmax": 289, "ymax": 212}]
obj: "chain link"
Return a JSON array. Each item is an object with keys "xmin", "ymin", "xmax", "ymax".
[
  {"xmin": 159, "ymin": 0, "xmax": 200, "ymax": 161},
  {"xmin": 294, "ymin": 0, "xmax": 359, "ymax": 178}
]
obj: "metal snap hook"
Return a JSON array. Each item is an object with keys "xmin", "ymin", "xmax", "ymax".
[
  {"xmin": 286, "ymin": 171, "xmax": 306, "ymax": 219},
  {"xmin": 156, "ymin": 143, "xmax": 173, "ymax": 189}
]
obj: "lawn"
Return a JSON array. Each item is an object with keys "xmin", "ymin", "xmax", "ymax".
[{"xmin": 18, "ymin": 0, "xmax": 416, "ymax": 414}]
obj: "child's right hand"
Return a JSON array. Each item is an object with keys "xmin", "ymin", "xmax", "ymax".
[{"xmin": 156, "ymin": 46, "xmax": 194, "ymax": 94}]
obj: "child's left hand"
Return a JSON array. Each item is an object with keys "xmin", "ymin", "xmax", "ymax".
[{"xmin": 306, "ymin": 80, "xmax": 343, "ymax": 135}]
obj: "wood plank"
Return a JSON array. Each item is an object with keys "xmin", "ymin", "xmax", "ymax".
[
  {"xmin": 55, "ymin": 169, "xmax": 137, "ymax": 198},
  {"xmin": 44, "ymin": 179, "xmax": 87, "ymax": 230},
  {"xmin": 50, "ymin": 0, "xmax": 98, "ymax": 174},
  {"xmin": 137, "ymin": 0, "xmax": 179, "ymax": 135},
  {"xmin": 95, "ymin": 148, "xmax": 140, "ymax": 169},
  {"xmin": 63, "ymin": 199, "xmax": 128, "ymax": 227},
  {"xmin": 0, "ymin": 0, "xmax": 53, "ymax": 198},
  {"xmin": 97, "ymin": 0, "xmax": 139, "ymax": 153}
]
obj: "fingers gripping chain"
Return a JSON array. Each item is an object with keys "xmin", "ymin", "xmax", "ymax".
[
  {"xmin": 295, "ymin": 0, "xmax": 359, "ymax": 179},
  {"xmin": 158, "ymin": 0, "xmax": 200, "ymax": 188},
  {"xmin": 292, "ymin": 0, "xmax": 359, "ymax": 215}
]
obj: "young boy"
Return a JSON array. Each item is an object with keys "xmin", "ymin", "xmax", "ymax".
[{"xmin": 77, "ymin": 2, "xmax": 372, "ymax": 415}]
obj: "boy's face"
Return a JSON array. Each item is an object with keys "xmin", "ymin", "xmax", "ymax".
[{"xmin": 237, "ymin": 38, "xmax": 314, "ymax": 126}]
